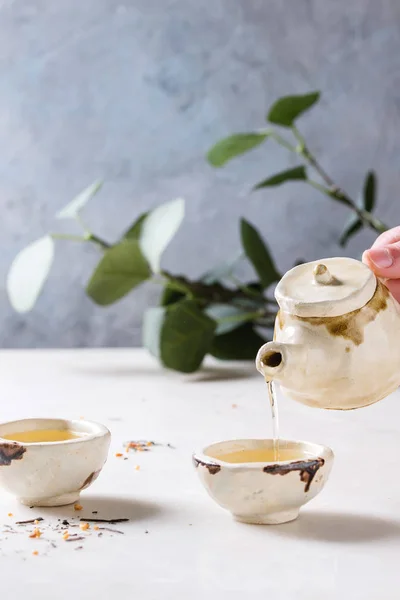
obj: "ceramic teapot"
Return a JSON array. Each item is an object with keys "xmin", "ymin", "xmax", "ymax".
[{"xmin": 256, "ymin": 257, "xmax": 400, "ymax": 410}]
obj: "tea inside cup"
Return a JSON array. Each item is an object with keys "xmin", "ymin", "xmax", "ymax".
[{"xmin": 193, "ymin": 438, "xmax": 334, "ymax": 525}]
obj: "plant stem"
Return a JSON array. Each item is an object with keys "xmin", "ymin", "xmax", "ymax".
[
  {"xmin": 158, "ymin": 273, "xmax": 194, "ymax": 298},
  {"xmin": 51, "ymin": 233, "xmax": 88, "ymax": 242},
  {"xmin": 161, "ymin": 271, "xmax": 267, "ymax": 306},
  {"xmin": 85, "ymin": 233, "xmax": 112, "ymax": 249},
  {"xmin": 51, "ymin": 231, "xmax": 111, "ymax": 249},
  {"xmin": 267, "ymin": 130, "xmax": 297, "ymax": 152},
  {"xmin": 228, "ymin": 276, "xmax": 265, "ymax": 302},
  {"xmin": 291, "ymin": 126, "xmax": 388, "ymax": 234}
]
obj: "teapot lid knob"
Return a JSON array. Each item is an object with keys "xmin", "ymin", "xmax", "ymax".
[{"xmin": 313, "ymin": 264, "xmax": 340, "ymax": 286}]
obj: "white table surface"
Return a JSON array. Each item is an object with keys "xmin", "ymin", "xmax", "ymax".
[{"xmin": 0, "ymin": 349, "xmax": 400, "ymax": 598}]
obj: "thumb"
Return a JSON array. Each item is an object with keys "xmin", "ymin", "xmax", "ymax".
[{"xmin": 363, "ymin": 242, "xmax": 400, "ymax": 279}]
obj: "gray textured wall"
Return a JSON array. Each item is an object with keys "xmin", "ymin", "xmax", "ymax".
[{"xmin": 1, "ymin": 0, "xmax": 400, "ymax": 348}]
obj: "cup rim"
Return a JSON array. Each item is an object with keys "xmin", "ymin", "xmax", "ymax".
[
  {"xmin": 193, "ymin": 438, "xmax": 334, "ymax": 469},
  {"xmin": 0, "ymin": 418, "xmax": 110, "ymax": 447}
]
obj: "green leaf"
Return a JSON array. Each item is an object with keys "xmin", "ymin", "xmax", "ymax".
[
  {"xmin": 205, "ymin": 304, "xmax": 255, "ymax": 335},
  {"xmin": 139, "ymin": 198, "xmax": 184, "ymax": 273},
  {"xmin": 56, "ymin": 181, "xmax": 103, "ymax": 219},
  {"xmin": 201, "ymin": 252, "xmax": 242, "ymax": 284},
  {"xmin": 339, "ymin": 216, "xmax": 363, "ymax": 247},
  {"xmin": 86, "ymin": 240, "xmax": 151, "ymax": 305},
  {"xmin": 254, "ymin": 166, "xmax": 307, "ymax": 189},
  {"xmin": 207, "ymin": 133, "xmax": 269, "ymax": 167},
  {"xmin": 363, "ymin": 171, "xmax": 376, "ymax": 212},
  {"xmin": 339, "ymin": 171, "xmax": 376, "ymax": 247},
  {"xmin": 123, "ymin": 212, "xmax": 148, "ymax": 240},
  {"xmin": 143, "ymin": 300, "xmax": 216, "ymax": 373},
  {"xmin": 7, "ymin": 236, "xmax": 55, "ymax": 313},
  {"xmin": 210, "ymin": 323, "xmax": 268, "ymax": 360},
  {"xmin": 240, "ymin": 219, "xmax": 281, "ymax": 289},
  {"xmin": 267, "ymin": 92, "xmax": 320, "ymax": 127}
]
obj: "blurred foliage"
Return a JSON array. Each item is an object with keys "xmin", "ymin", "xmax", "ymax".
[{"xmin": 7, "ymin": 92, "xmax": 388, "ymax": 373}]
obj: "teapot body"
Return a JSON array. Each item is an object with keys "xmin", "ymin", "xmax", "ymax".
[{"xmin": 262, "ymin": 280, "xmax": 400, "ymax": 410}]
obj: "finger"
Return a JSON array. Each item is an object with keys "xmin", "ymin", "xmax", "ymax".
[
  {"xmin": 363, "ymin": 241, "xmax": 400, "ymax": 278},
  {"xmin": 371, "ymin": 226, "xmax": 400, "ymax": 249},
  {"xmin": 383, "ymin": 279, "xmax": 400, "ymax": 304}
]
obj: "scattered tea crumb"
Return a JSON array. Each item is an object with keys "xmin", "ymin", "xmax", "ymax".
[
  {"xmin": 80, "ymin": 518, "xmax": 129, "ymax": 524},
  {"xmin": 144, "ymin": 530, "xmax": 149, "ymax": 534},
  {"xmin": 7, "ymin": 513, "xmax": 13, "ymax": 517},
  {"xmin": 123, "ymin": 457, "xmax": 128, "ymax": 461},
  {"xmin": 135, "ymin": 465, "xmax": 140, "ymax": 471},
  {"xmin": 98, "ymin": 527, "xmax": 124, "ymax": 535},
  {"xmin": 125, "ymin": 440, "xmax": 175, "ymax": 452},
  {"xmin": 0, "ymin": 508, "xmax": 126, "ymax": 555},
  {"xmin": 29, "ymin": 528, "xmax": 42, "ymax": 539},
  {"xmin": 16, "ymin": 518, "xmax": 44, "ymax": 525},
  {"xmin": 115, "ymin": 453, "xmax": 123, "ymax": 458},
  {"xmin": 232, "ymin": 403, "xmax": 237, "ymax": 408}
]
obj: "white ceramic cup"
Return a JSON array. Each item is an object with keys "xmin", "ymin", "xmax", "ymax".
[
  {"xmin": 0, "ymin": 418, "xmax": 111, "ymax": 507},
  {"xmin": 193, "ymin": 438, "xmax": 334, "ymax": 525}
]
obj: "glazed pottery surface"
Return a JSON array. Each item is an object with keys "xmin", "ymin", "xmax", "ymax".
[
  {"xmin": 0, "ymin": 418, "xmax": 110, "ymax": 506},
  {"xmin": 256, "ymin": 257, "xmax": 400, "ymax": 409},
  {"xmin": 193, "ymin": 439, "xmax": 334, "ymax": 525}
]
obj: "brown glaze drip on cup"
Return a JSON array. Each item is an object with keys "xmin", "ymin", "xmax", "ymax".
[
  {"xmin": 192, "ymin": 456, "xmax": 221, "ymax": 475},
  {"xmin": 263, "ymin": 457, "xmax": 325, "ymax": 492}
]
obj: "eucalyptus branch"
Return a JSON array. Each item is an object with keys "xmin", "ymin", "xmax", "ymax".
[
  {"xmin": 51, "ymin": 230, "xmax": 111, "ymax": 249},
  {"xmin": 291, "ymin": 126, "xmax": 388, "ymax": 234},
  {"xmin": 292, "ymin": 126, "xmax": 337, "ymax": 188},
  {"xmin": 267, "ymin": 130, "xmax": 297, "ymax": 152},
  {"xmin": 162, "ymin": 271, "xmax": 265, "ymax": 306}
]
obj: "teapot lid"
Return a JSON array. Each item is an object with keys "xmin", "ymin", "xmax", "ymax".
[{"xmin": 275, "ymin": 257, "xmax": 377, "ymax": 318}]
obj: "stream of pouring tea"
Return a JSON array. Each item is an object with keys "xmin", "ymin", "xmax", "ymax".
[{"xmin": 267, "ymin": 380, "xmax": 280, "ymax": 460}]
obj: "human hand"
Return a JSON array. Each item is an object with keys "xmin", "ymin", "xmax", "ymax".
[{"xmin": 363, "ymin": 226, "xmax": 400, "ymax": 303}]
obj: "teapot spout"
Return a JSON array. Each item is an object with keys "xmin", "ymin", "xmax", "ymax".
[
  {"xmin": 256, "ymin": 341, "xmax": 306, "ymax": 384},
  {"xmin": 256, "ymin": 342, "xmax": 286, "ymax": 381}
]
